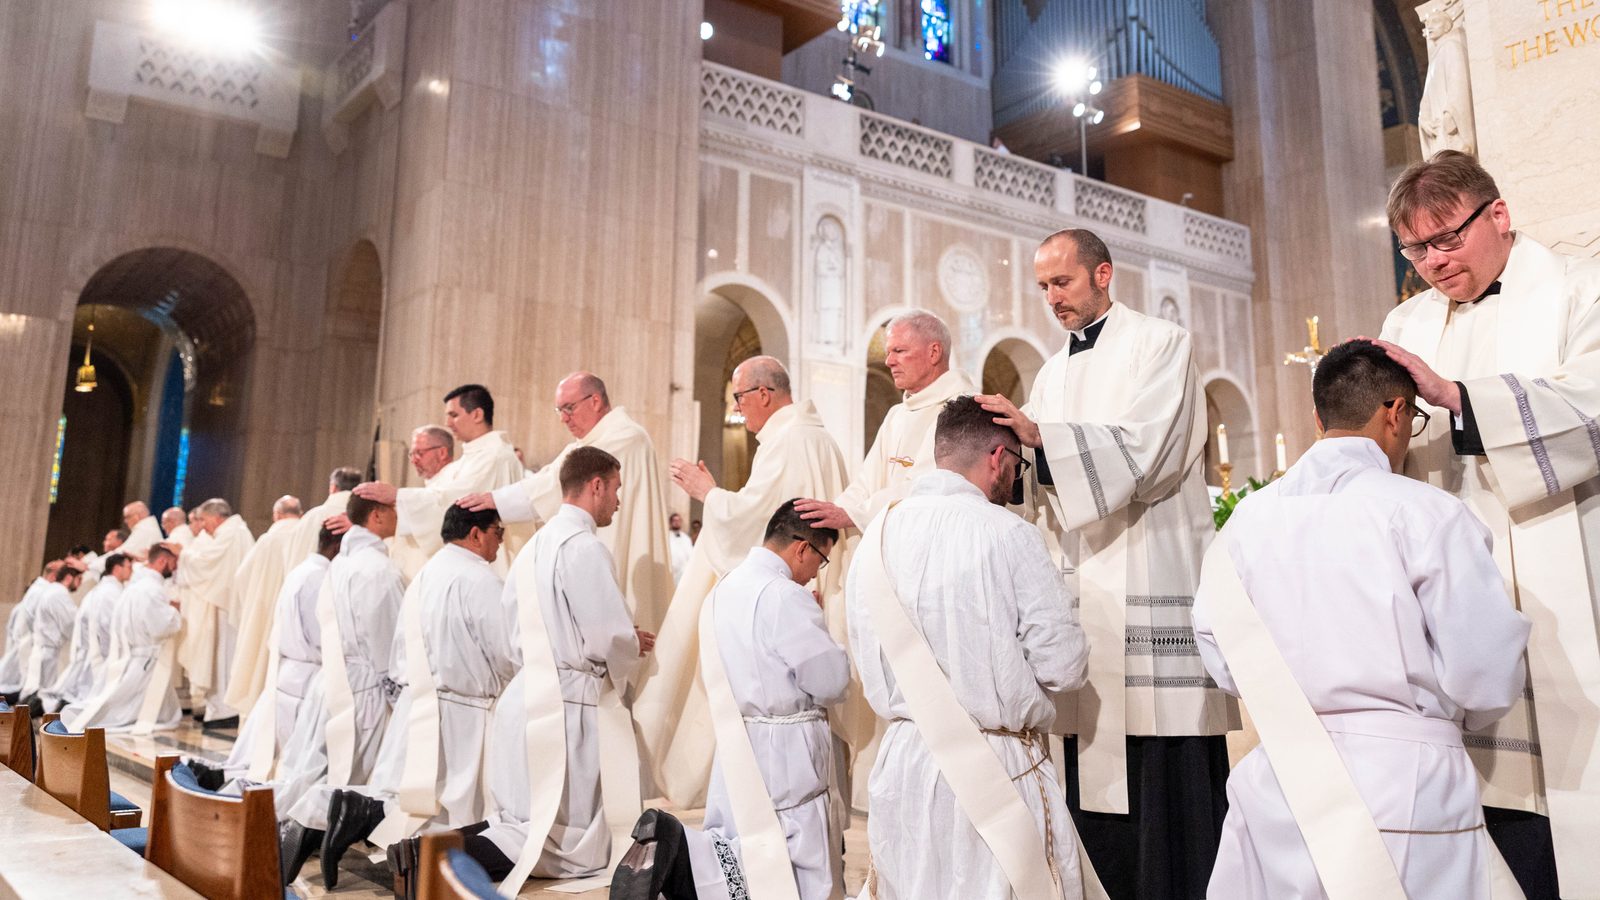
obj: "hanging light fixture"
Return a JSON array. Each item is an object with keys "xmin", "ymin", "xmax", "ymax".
[{"xmin": 75, "ymin": 314, "xmax": 98, "ymax": 393}]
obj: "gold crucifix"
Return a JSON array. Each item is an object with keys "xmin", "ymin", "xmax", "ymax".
[{"xmin": 1282, "ymin": 315, "xmax": 1325, "ymax": 374}]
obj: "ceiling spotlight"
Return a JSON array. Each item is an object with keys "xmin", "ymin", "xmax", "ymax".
[
  {"xmin": 1053, "ymin": 58, "xmax": 1091, "ymax": 95},
  {"xmin": 151, "ymin": 0, "xmax": 263, "ymax": 55},
  {"xmin": 1072, "ymin": 101, "xmax": 1086, "ymax": 118},
  {"xmin": 700, "ymin": 21, "xmax": 714, "ymax": 41},
  {"xmin": 1092, "ymin": 109, "xmax": 1105, "ymax": 125},
  {"xmin": 1089, "ymin": 78, "xmax": 1103, "ymax": 95}
]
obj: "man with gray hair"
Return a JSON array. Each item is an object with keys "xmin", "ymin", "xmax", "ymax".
[
  {"xmin": 1375, "ymin": 149, "xmax": 1600, "ymax": 898},
  {"xmin": 226, "ymin": 494, "xmax": 307, "ymax": 713},
  {"xmin": 174, "ymin": 497, "xmax": 256, "ymax": 726},
  {"xmin": 636, "ymin": 355, "xmax": 850, "ymax": 808},
  {"xmin": 388, "ymin": 426, "xmax": 456, "ymax": 577}
]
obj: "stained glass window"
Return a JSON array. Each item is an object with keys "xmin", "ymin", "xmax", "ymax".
[
  {"xmin": 839, "ymin": 0, "xmax": 883, "ymax": 34},
  {"xmin": 49, "ymin": 416, "xmax": 66, "ymax": 505},
  {"xmin": 172, "ymin": 427, "xmax": 190, "ymax": 509},
  {"xmin": 921, "ymin": 0, "xmax": 952, "ymax": 64}
]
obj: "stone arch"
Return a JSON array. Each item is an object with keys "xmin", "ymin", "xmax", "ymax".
[
  {"xmin": 695, "ymin": 278, "xmax": 793, "ymax": 494},
  {"xmin": 1203, "ymin": 373, "xmax": 1260, "ymax": 489},
  {"xmin": 320, "ymin": 239, "xmax": 386, "ymax": 480},
  {"xmin": 980, "ymin": 334, "xmax": 1048, "ymax": 405}
]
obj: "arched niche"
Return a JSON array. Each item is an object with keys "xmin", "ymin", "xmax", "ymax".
[
  {"xmin": 694, "ymin": 280, "xmax": 791, "ymax": 496},
  {"xmin": 322, "ymin": 239, "xmax": 386, "ymax": 481},
  {"xmin": 981, "ymin": 336, "xmax": 1046, "ymax": 405},
  {"xmin": 1203, "ymin": 375, "xmax": 1261, "ymax": 488}
]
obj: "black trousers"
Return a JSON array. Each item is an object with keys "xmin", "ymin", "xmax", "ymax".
[
  {"xmin": 1485, "ymin": 806, "xmax": 1560, "ymax": 900},
  {"xmin": 457, "ymin": 821, "xmax": 516, "ymax": 882},
  {"xmin": 1063, "ymin": 734, "xmax": 1230, "ymax": 900}
]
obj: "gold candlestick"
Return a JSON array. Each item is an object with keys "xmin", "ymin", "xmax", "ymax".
[{"xmin": 1218, "ymin": 461, "xmax": 1234, "ymax": 498}]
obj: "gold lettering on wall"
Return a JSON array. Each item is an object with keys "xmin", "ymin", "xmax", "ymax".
[{"xmin": 1509, "ymin": 0, "xmax": 1600, "ymax": 67}]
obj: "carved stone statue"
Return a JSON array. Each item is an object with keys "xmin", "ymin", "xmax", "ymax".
[
  {"xmin": 812, "ymin": 216, "xmax": 847, "ymax": 352},
  {"xmin": 1417, "ymin": 0, "xmax": 1476, "ymax": 158}
]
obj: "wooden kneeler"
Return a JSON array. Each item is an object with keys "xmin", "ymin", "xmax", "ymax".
[
  {"xmin": 33, "ymin": 712, "xmax": 142, "ymax": 830},
  {"xmin": 145, "ymin": 753, "xmax": 282, "ymax": 900},
  {"xmin": 0, "ymin": 702, "xmax": 33, "ymax": 780}
]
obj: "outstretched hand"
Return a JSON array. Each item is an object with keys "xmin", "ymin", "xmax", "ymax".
[
  {"xmin": 354, "ymin": 481, "xmax": 398, "ymax": 506},
  {"xmin": 974, "ymin": 394, "xmax": 1042, "ymax": 448},
  {"xmin": 793, "ymin": 498, "xmax": 855, "ymax": 531},
  {"xmin": 456, "ymin": 492, "xmax": 496, "ymax": 512},
  {"xmin": 1372, "ymin": 339, "xmax": 1462, "ymax": 415},
  {"xmin": 323, "ymin": 513, "xmax": 353, "ymax": 536},
  {"xmin": 670, "ymin": 459, "xmax": 718, "ymax": 502}
]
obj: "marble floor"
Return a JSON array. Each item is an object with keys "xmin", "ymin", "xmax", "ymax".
[{"xmin": 104, "ymin": 720, "xmax": 873, "ymax": 899}]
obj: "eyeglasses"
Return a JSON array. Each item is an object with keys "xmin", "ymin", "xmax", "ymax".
[
  {"xmin": 555, "ymin": 394, "xmax": 596, "ymax": 417},
  {"xmin": 484, "ymin": 524, "xmax": 505, "ymax": 539},
  {"xmin": 1398, "ymin": 200, "xmax": 1492, "ymax": 261},
  {"xmin": 408, "ymin": 444, "xmax": 448, "ymax": 459},
  {"xmin": 794, "ymin": 535, "xmax": 831, "ymax": 569},
  {"xmin": 731, "ymin": 386, "xmax": 769, "ymax": 406},
  {"xmin": 1382, "ymin": 398, "xmax": 1433, "ymax": 437},
  {"xmin": 999, "ymin": 444, "xmax": 1032, "ymax": 475}
]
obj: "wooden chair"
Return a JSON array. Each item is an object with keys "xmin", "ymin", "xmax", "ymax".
[
  {"xmin": 144, "ymin": 753, "xmax": 283, "ymax": 899},
  {"xmin": 0, "ymin": 701, "xmax": 32, "ymax": 780},
  {"xmin": 416, "ymin": 830, "xmax": 498, "ymax": 900},
  {"xmin": 33, "ymin": 712, "xmax": 142, "ymax": 830}
]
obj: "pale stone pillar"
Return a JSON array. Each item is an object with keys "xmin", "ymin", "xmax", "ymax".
[{"xmin": 1209, "ymin": 0, "xmax": 1396, "ymax": 457}]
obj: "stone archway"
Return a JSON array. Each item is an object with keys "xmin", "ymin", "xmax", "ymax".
[
  {"xmin": 1203, "ymin": 376, "xmax": 1260, "ymax": 488},
  {"xmin": 319, "ymin": 239, "xmax": 386, "ymax": 481},
  {"xmin": 45, "ymin": 248, "xmax": 255, "ymax": 558},
  {"xmin": 694, "ymin": 281, "xmax": 791, "ymax": 495},
  {"xmin": 862, "ymin": 323, "xmax": 899, "ymax": 448},
  {"xmin": 981, "ymin": 336, "xmax": 1046, "ymax": 406}
]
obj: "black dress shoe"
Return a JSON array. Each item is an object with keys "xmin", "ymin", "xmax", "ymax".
[
  {"xmin": 185, "ymin": 758, "xmax": 228, "ymax": 792},
  {"xmin": 610, "ymin": 808, "xmax": 697, "ymax": 900},
  {"xmin": 321, "ymin": 789, "xmax": 387, "ymax": 889},
  {"xmin": 279, "ymin": 820, "xmax": 324, "ymax": 887},
  {"xmin": 201, "ymin": 714, "xmax": 240, "ymax": 729},
  {"xmin": 387, "ymin": 835, "xmax": 421, "ymax": 900}
]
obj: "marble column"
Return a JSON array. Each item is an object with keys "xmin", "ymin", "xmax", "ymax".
[
  {"xmin": 375, "ymin": 0, "xmax": 703, "ymax": 469},
  {"xmin": 1209, "ymin": 0, "xmax": 1396, "ymax": 459}
]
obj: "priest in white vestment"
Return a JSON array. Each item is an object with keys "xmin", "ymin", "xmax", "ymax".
[
  {"xmin": 159, "ymin": 506, "xmax": 193, "ymax": 547},
  {"xmin": 356, "ymin": 384, "xmax": 527, "ymax": 578},
  {"xmin": 174, "ymin": 499, "xmax": 255, "ymax": 724},
  {"xmin": 223, "ymin": 495, "xmax": 302, "ymax": 713},
  {"xmin": 388, "ymin": 427, "xmax": 454, "ymax": 578},
  {"xmin": 396, "ymin": 448, "xmax": 648, "ymax": 894},
  {"xmin": 668, "ymin": 513, "xmax": 693, "ymax": 583},
  {"xmin": 1377, "ymin": 153, "xmax": 1600, "ymax": 898},
  {"xmin": 17, "ymin": 564, "xmax": 84, "ymax": 706},
  {"xmin": 0, "ymin": 562, "xmax": 60, "ymax": 700},
  {"xmin": 121, "ymin": 501, "xmax": 164, "ymax": 558},
  {"xmin": 979, "ymin": 228, "xmax": 1237, "ymax": 898},
  {"xmin": 62, "ymin": 545, "xmax": 184, "ymax": 732},
  {"xmin": 315, "ymin": 505, "xmax": 514, "ymax": 889},
  {"xmin": 40, "ymin": 554, "xmax": 131, "ymax": 711},
  {"xmin": 460, "ymin": 372, "xmax": 675, "ymax": 632},
  {"xmin": 1194, "ymin": 339, "xmax": 1531, "ymax": 900},
  {"xmin": 285, "ymin": 467, "xmax": 362, "ymax": 567},
  {"xmin": 612, "ymin": 502, "xmax": 848, "ymax": 900},
  {"xmin": 275, "ymin": 495, "xmax": 407, "ymax": 875},
  {"xmin": 850, "ymin": 397, "xmax": 1088, "ymax": 900},
  {"xmin": 637, "ymin": 356, "xmax": 850, "ymax": 807}
]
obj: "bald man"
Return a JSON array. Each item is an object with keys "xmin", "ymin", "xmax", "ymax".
[
  {"xmin": 635, "ymin": 355, "xmax": 850, "ymax": 807},
  {"xmin": 174, "ymin": 498, "xmax": 256, "ymax": 726},
  {"xmin": 458, "ymin": 372, "xmax": 675, "ymax": 632},
  {"xmin": 122, "ymin": 501, "xmax": 165, "ymax": 558},
  {"xmin": 225, "ymin": 494, "xmax": 305, "ymax": 713},
  {"xmin": 162, "ymin": 506, "xmax": 194, "ymax": 547},
  {"xmin": 389, "ymin": 426, "xmax": 457, "ymax": 578}
]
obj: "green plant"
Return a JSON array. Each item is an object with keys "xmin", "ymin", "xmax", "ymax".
[{"xmin": 1212, "ymin": 476, "xmax": 1272, "ymax": 530}]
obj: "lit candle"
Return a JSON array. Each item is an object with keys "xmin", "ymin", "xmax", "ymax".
[
  {"xmin": 1216, "ymin": 424, "xmax": 1230, "ymax": 465},
  {"xmin": 1275, "ymin": 432, "xmax": 1287, "ymax": 472},
  {"xmin": 1307, "ymin": 315, "xmax": 1320, "ymax": 351}
]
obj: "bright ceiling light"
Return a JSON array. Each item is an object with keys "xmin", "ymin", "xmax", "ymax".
[
  {"xmin": 1072, "ymin": 101, "xmax": 1086, "ymax": 118},
  {"xmin": 150, "ymin": 0, "xmax": 263, "ymax": 55},
  {"xmin": 700, "ymin": 21, "xmax": 714, "ymax": 41},
  {"xmin": 1053, "ymin": 58, "xmax": 1090, "ymax": 95}
]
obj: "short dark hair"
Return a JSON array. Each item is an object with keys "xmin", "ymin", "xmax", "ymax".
[
  {"xmin": 934, "ymin": 395, "xmax": 1018, "ymax": 467},
  {"xmin": 1040, "ymin": 228, "xmax": 1113, "ymax": 273},
  {"xmin": 147, "ymin": 544, "xmax": 178, "ymax": 565},
  {"xmin": 317, "ymin": 526, "xmax": 342, "ymax": 555},
  {"xmin": 444, "ymin": 383, "xmax": 495, "ymax": 427},
  {"xmin": 69, "ymin": 544, "xmax": 91, "ymax": 557},
  {"xmin": 762, "ymin": 499, "xmax": 840, "ymax": 549},
  {"xmin": 51, "ymin": 564, "xmax": 80, "ymax": 582},
  {"xmin": 102, "ymin": 553, "xmax": 129, "ymax": 573},
  {"xmin": 559, "ymin": 446, "xmax": 621, "ymax": 495},
  {"xmin": 346, "ymin": 494, "xmax": 390, "ymax": 528},
  {"xmin": 330, "ymin": 467, "xmax": 363, "ymax": 492},
  {"xmin": 112, "ymin": 527, "xmax": 130, "ymax": 541},
  {"xmin": 442, "ymin": 504, "xmax": 501, "ymax": 543},
  {"xmin": 1312, "ymin": 339, "xmax": 1418, "ymax": 431}
]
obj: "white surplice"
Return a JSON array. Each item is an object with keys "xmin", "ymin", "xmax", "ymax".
[
  {"xmin": 395, "ymin": 430, "xmax": 528, "ymax": 578},
  {"xmin": 635, "ymin": 400, "xmax": 850, "ymax": 807},
  {"xmin": 39, "ymin": 576, "xmax": 123, "ymax": 710},
  {"xmin": 1023, "ymin": 302, "xmax": 1237, "ymax": 813},
  {"xmin": 224, "ymin": 516, "xmax": 301, "ymax": 713},
  {"xmin": 847, "ymin": 470, "xmax": 1089, "ymax": 900},
  {"xmin": 481, "ymin": 503, "xmax": 641, "ymax": 877},
  {"xmin": 223, "ymin": 552, "xmax": 328, "ymax": 776},
  {"xmin": 364, "ymin": 542, "xmax": 516, "ymax": 831},
  {"xmin": 491, "ymin": 407, "xmax": 676, "ymax": 633},
  {"xmin": 280, "ymin": 526, "xmax": 407, "ymax": 829},
  {"xmin": 19, "ymin": 582, "xmax": 76, "ymax": 700},
  {"xmin": 669, "ymin": 531, "xmax": 693, "ymax": 584},
  {"xmin": 61, "ymin": 567, "xmax": 183, "ymax": 731},
  {"xmin": 122, "ymin": 517, "xmax": 165, "ymax": 557},
  {"xmin": 165, "ymin": 524, "xmax": 194, "ymax": 548},
  {"xmin": 1193, "ymin": 437, "xmax": 1531, "ymax": 899},
  {"xmin": 174, "ymin": 515, "xmax": 255, "ymax": 718},
  {"xmin": 684, "ymin": 546, "xmax": 851, "ymax": 900},
  {"xmin": 1381, "ymin": 234, "xmax": 1600, "ymax": 891},
  {"xmin": 0, "ymin": 577, "xmax": 50, "ymax": 694}
]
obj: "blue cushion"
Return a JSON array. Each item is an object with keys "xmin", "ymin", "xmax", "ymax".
[
  {"xmin": 446, "ymin": 849, "xmax": 501, "ymax": 899},
  {"xmin": 109, "ymin": 790, "xmax": 139, "ymax": 812},
  {"xmin": 0, "ymin": 700, "xmax": 10, "ymax": 712},
  {"xmin": 43, "ymin": 718, "xmax": 70, "ymax": 735},
  {"xmin": 110, "ymin": 826, "xmax": 148, "ymax": 856},
  {"xmin": 168, "ymin": 761, "xmax": 208, "ymax": 794}
]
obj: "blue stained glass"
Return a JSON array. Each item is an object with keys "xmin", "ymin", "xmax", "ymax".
[
  {"xmin": 840, "ymin": 0, "xmax": 883, "ymax": 32},
  {"xmin": 49, "ymin": 416, "xmax": 66, "ymax": 505},
  {"xmin": 921, "ymin": 0, "xmax": 952, "ymax": 64},
  {"xmin": 172, "ymin": 427, "xmax": 190, "ymax": 509}
]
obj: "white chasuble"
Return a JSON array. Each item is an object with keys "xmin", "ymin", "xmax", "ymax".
[
  {"xmin": 491, "ymin": 407, "xmax": 676, "ymax": 633},
  {"xmin": 395, "ymin": 430, "xmax": 529, "ymax": 578},
  {"xmin": 1382, "ymin": 233, "xmax": 1600, "ymax": 893},
  {"xmin": 174, "ymin": 515, "xmax": 255, "ymax": 700},
  {"xmin": 1193, "ymin": 438, "xmax": 1530, "ymax": 900},
  {"xmin": 633, "ymin": 401, "xmax": 850, "ymax": 807},
  {"xmin": 1024, "ymin": 303, "xmax": 1236, "ymax": 815},
  {"xmin": 225, "ymin": 516, "xmax": 301, "ymax": 713},
  {"xmin": 165, "ymin": 524, "xmax": 194, "ymax": 548},
  {"xmin": 122, "ymin": 516, "xmax": 164, "ymax": 558},
  {"xmin": 288, "ymin": 491, "xmax": 351, "ymax": 563}
]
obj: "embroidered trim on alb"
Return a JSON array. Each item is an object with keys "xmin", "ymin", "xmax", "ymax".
[
  {"xmin": 1501, "ymin": 374, "xmax": 1561, "ymax": 495},
  {"xmin": 712, "ymin": 837, "xmax": 750, "ymax": 900},
  {"xmin": 1532, "ymin": 377, "xmax": 1600, "ymax": 469},
  {"xmin": 1069, "ymin": 423, "xmax": 1109, "ymax": 519}
]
